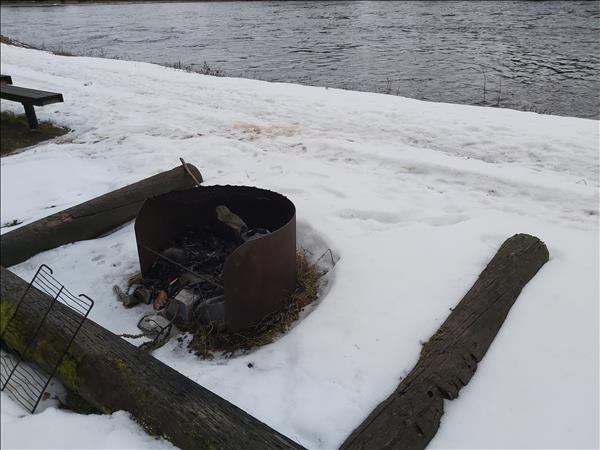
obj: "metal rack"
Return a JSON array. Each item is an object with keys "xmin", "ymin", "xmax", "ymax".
[{"xmin": 0, "ymin": 264, "xmax": 94, "ymax": 413}]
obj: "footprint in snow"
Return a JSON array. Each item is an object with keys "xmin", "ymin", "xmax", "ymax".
[{"xmin": 423, "ymin": 214, "xmax": 470, "ymax": 227}]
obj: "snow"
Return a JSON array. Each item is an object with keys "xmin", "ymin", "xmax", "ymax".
[
  {"xmin": 0, "ymin": 350, "xmax": 175, "ymax": 449},
  {"xmin": 1, "ymin": 43, "xmax": 598, "ymax": 449},
  {"xmin": 1, "ymin": 392, "xmax": 175, "ymax": 449}
]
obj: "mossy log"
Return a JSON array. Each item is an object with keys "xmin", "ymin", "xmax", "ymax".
[
  {"xmin": 0, "ymin": 267, "xmax": 304, "ymax": 450},
  {"xmin": 340, "ymin": 234, "xmax": 549, "ymax": 450},
  {"xmin": 0, "ymin": 164, "xmax": 203, "ymax": 268}
]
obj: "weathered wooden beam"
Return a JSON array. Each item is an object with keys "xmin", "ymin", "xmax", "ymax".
[
  {"xmin": 0, "ymin": 164, "xmax": 202, "ymax": 267},
  {"xmin": 340, "ymin": 234, "xmax": 549, "ymax": 450},
  {"xmin": 0, "ymin": 267, "xmax": 304, "ymax": 450}
]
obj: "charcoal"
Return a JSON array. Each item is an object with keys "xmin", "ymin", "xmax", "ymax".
[
  {"xmin": 137, "ymin": 223, "xmax": 236, "ymax": 329},
  {"xmin": 161, "ymin": 247, "xmax": 187, "ymax": 263},
  {"xmin": 178, "ymin": 272, "xmax": 205, "ymax": 287}
]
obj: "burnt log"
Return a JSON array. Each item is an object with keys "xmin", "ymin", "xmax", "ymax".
[
  {"xmin": 0, "ymin": 164, "xmax": 203, "ymax": 268},
  {"xmin": 340, "ymin": 234, "xmax": 549, "ymax": 450},
  {"xmin": 0, "ymin": 267, "xmax": 304, "ymax": 450}
]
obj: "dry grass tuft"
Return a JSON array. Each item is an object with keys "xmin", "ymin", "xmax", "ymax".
[
  {"xmin": 0, "ymin": 34, "xmax": 34, "ymax": 48},
  {"xmin": 165, "ymin": 60, "xmax": 224, "ymax": 77},
  {"xmin": 189, "ymin": 249, "xmax": 323, "ymax": 358},
  {"xmin": 1, "ymin": 111, "xmax": 69, "ymax": 156}
]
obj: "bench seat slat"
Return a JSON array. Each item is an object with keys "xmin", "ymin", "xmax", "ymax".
[{"xmin": 0, "ymin": 85, "xmax": 63, "ymax": 106}]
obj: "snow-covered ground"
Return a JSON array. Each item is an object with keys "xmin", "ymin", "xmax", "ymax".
[
  {"xmin": 1, "ymin": 43, "xmax": 598, "ymax": 450},
  {"xmin": 1, "ymin": 391, "xmax": 175, "ymax": 450}
]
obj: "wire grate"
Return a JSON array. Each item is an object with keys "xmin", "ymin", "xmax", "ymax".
[{"xmin": 0, "ymin": 265, "xmax": 94, "ymax": 413}]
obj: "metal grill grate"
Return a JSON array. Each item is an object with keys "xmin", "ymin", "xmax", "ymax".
[{"xmin": 0, "ymin": 264, "xmax": 94, "ymax": 413}]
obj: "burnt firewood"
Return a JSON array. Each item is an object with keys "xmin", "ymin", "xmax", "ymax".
[
  {"xmin": 340, "ymin": 234, "xmax": 549, "ymax": 450},
  {"xmin": 215, "ymin": 205, "xmax": 248, "ymax": 242},
  {"xmin": 161, "ymin": 247, "xmax": 187, "ymax": 263}
]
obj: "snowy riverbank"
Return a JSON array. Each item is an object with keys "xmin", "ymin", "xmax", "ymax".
[{"xmin": 1, "ymin": 43, "xmax": 598, "ymax": 449}]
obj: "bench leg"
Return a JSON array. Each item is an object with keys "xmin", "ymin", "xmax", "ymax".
[{"xmin": 22, "ymin": 103, "xmax": 38, "ymax": 129}]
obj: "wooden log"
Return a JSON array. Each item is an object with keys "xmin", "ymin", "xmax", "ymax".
[
  {"xmin": 0, "ymin": 164, "xmax": 202, "ymax": 268},
  {"xmin": 0, "ymin": 267, "xmax": 304, "ymax": 450},
  {"xmin": 340, "ymin": 234, "xmax": 549, "ymax": 450}
]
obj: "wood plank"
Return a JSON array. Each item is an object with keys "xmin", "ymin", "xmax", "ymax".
[
  {"xmin": 0, "ymin": 84, "xmax": 63, "ymax": 106},
  {"xmin": 340, "ymin": 234, "xmax": 549, "ymax": 450}
]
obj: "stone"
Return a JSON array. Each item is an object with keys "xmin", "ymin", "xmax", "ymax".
[
  {"xmin": 194, "ymin": 295, "xmax": 226, "ymax": 330},
  {"xmin": 138, "ymin": 313, "xmax": 172, "ymax": 333},
  {"xmin": 166, "ymin": 288, "xmax": 200, "ymax": 329}
]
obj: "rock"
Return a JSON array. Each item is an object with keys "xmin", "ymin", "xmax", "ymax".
[
  {"xmin": 195, "ymin": 295, "xmax": 226, "ymax": 330},
  {"xmin": 166, "ymin": 288, "xmax": 200, "ymax": 329}
]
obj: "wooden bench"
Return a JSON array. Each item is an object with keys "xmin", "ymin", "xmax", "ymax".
[
  {"xmin": 0, "ymin": 74, "xmax": 13, "ymax": 84},
  {"xmin": 0, "ymin": 84, "xmax": 63, "ymax": 129}
]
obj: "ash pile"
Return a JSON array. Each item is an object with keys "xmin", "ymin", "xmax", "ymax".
[{"xmin": 114, "ymin": 205, "xmax": 269, "ymax": 350}]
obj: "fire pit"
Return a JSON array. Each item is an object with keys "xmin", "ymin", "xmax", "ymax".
[{"xmin": 134, "ymin": 185, "xmax": 296, "ymax": 332}]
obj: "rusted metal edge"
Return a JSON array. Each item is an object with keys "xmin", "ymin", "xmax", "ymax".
[{"xmin": 134, "ymin": 185, "xmax": 296, "ymax": 331}]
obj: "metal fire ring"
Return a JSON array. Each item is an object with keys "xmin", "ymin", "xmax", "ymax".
[{"xmin": 134, "ymin": 185, "xmax": 296, "ymax": 332}]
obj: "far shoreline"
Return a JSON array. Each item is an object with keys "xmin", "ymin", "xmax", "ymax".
[{"xmin": 1, "ymin": 0, "xmax": 244, "ymax": 6}]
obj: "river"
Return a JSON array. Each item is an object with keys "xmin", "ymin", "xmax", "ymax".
[{"xmin": 1, "ymin": 1, "xmax": 598, "ymax": 118}]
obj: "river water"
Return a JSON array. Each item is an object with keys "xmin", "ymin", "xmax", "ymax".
[{"xmin": 1, "ymin": 1, "xmax": 599, "ymax": 118}]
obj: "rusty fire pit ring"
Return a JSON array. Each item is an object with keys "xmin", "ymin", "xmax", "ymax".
[{"xmin": 135, "ymin": 185, "xmax": 296, "ymax": 332}]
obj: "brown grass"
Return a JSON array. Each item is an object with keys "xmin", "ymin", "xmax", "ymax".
[
  {"xmin": 189, "ymin": 249, "xmax": 323, "ymax": 358},
  {"xmin": 0, "ymin": 35, "xmax": 34, "ymax": 48},
  {"xmin": 164, "ymin": 60, "xmax": 224, "ymax": 77},
  {"xmin": 0, "ymin": 111, "xmax": 69, "ymax": 156}
]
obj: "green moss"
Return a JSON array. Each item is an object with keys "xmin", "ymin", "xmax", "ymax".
[
  {"xmin": 56, "ymin": 354, "xmax": 80, "ymax": 390},
  {"xmin": 64, "ymin": 390, "xmax": 101, "ymax": 415},
  {"xmin": 114, "ymin": 356, "xmax": 128, "ymax": 373},
  {"xmin": 1, "ymin": 299, "xmax": 220, "ymax": 449},
  {"xmin": 0, "ymin": 301, "xmax": 20, "ymax": 351},
  {"xmin": 1, "ymin": 304, "xmax": 81, "ymax": 393},
  {"xmin": 0, "ymin": 301, "xmax": 16, "ymax": 333},
  {"xmin": 139, "ymin": 418, "xmax": 160, "ymax": 438}
]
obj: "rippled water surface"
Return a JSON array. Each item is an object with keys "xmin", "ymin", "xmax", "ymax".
[{"xmin": 1, "ymin": 1, "xmax": 599, "ymax": 118}]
